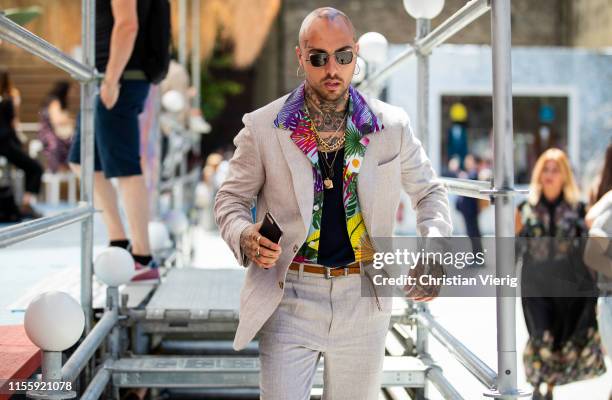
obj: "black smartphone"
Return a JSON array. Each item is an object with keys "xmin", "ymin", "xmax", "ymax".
[{"xmin": 259, "ymin": 211, "xmax": 283, "ymax": 244}]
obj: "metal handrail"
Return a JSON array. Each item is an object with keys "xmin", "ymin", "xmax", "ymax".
[
  {"xmin": 417, "ymin": 0, "xmax": 491, "ymax": 55},
  {"xmin": 437, "ymin": 177, "xmax": 492, "ymax": 200},
  {"xmin": 417, "ymin": 310, "xmax": 497, "ymax": 390},
  {"xmin": 1, "ymin": 0, "xmax": 98, "ymax": 386},
  {"xmin": 357, "ymin": 0, "xmax": 490, "ymax": 92},
  {"xmin": 420, "ymin": 354, "xmax": 465, "ymax": 400},
  {"xmin": 61, "ymin": 308, "xmax": 119, "ymax": 383},
  {"xmin": 159, "ymin": 166, "xmax": 200, "ymax": 192},
  {"xmin": 80, "ymin": 365, "xmax": 111, "ymax": 400},
  {"xmin": 0, "ymin": 13, "xmax": 96, "ymax": 81},
  {"xmin": 0, "ymin": 205, "xmax": 95, "ymax": 248}
]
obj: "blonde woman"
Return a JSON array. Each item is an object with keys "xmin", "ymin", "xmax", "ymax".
[{"xmin": 516, "ymin": 148, "xmax": 606, "ymax": 399}]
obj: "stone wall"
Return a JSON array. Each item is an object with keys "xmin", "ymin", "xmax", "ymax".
[{"xmin": 569, "ymin": 0, "xmax": 612, "ymax": 48}]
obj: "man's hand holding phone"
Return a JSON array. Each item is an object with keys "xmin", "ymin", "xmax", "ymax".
[{"xmin": 240, "ymin": 214, "xmax": 282, "ymax": 269}]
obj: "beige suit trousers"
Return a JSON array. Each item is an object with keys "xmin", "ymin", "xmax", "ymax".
[{"xmin": 258, "ymin": 267, "xmax": 393, "ymax": 399}]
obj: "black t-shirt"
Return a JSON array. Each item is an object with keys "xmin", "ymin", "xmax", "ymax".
[
  {"xmin": 95, "ymin": 0, "xmax": 151, "ymax": 72},
  {"xmin": 316, "ymin": 147, "xmax": 356, "ymax": 267}
]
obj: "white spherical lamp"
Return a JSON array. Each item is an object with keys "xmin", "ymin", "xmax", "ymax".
[
  {"xmin": 161, "ymin": 90, "xmax": 186, "ymax": 113},
  {"xmin": 403, "ymin": 0, "xmax": 445, "ymax": 19},
  {"xmin": 149, "ymin": 220, "xmax": 172, "ymax": 253},
  {"xmin": 24, "ymin": 291, "xmax": 84, "ymax": 351},
  {"xmin": 358, "ymin": 32, "xmax": 388, "ymax": 66},
  {"xmin": 165, "ymin": 210, "xmax": 189, "ymax": 236},
  {"xmin": 94, "ymin": 247, "xmax": 134, "ymax": 287}
]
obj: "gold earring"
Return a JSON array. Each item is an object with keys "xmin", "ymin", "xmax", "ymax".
[{"xmin": 296, "ymin": 64, "xmax": 305, "ymax": 78}]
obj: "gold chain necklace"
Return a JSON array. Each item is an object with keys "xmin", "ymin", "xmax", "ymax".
[
  {"xmin": 319, "ymin": 149, "xmax": 340, "ymax": 189},
  {"xmin": 304, "ymin": 100, "xmax": 348, "ymax": 189},
  {"xmin": 306, "ymin": 104, "xmax": 347, "ymax": 152}
]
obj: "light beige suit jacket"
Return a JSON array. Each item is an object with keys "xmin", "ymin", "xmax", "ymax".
[{"xmin": 214, "ymin": 92, "xmax": 452, "ymax": 351}]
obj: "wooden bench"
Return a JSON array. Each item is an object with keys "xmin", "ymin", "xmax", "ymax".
[{"xmin": 0, "ymin": 325, "xmax": 41, "ymax": 400}]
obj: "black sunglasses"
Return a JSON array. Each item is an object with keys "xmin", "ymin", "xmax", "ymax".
[{"xmin": 306, "ymin": 50, "xmax": 354, "ymax": 67}]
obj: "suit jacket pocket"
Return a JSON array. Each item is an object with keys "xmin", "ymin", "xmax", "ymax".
[
  {"xmin": 377, "ymin": 151, "xmax": 400, "ymax": 168},
  {"xmin": 376, "ymin": 153, "xmax": 400, "ymax": 189}
]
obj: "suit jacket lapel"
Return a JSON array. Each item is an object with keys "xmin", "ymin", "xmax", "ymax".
[{"xmin": 275, "ymin": 128, "xmax": 313, "ymax": 233}]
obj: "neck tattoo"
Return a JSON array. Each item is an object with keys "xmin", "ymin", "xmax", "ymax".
[{"xmin": 305, "ymin": 83, "xmax": 349, "ymax": 132}]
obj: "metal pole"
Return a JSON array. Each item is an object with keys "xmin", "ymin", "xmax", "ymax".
[
  {"xmin": 191, "ymin": 0, "xmax": 202, "ymax": 156},
  {"xmin": 0, "ymin": 205, "xmax": 94, "ymax": 248},
  {"xmin": 80, "ymin": 0, "xmax": 96, "ymax": 346},
  {"xmin": 416, "ymin": 0, "xmax": 491, "ymax": 55},
  {"xmin": 178, "ymin": 0, "xmax": 188, "ymax": 68},
  {"xmin": 80, "ymin": 1, "xmax": 96, "ymax": 385},
  {"xmin": 80, "ymin": 366, "xmax": 111, "ymax": 400},
  {"xmin": 487, "ymin": 0, "xmax": 529, "ymax": 398},
  {"xmin": 61, "ymin": 309, "xmax": 119, "ymax": 383},
  {"xmin": 151, "ymin": 90, "xmax": 162, "ymax": 219},
  {"xmin": 107, "ymin": 287, "xmax": 121, "ymax": 359},
  {"xmin": 414, "ymin": 303, "xmax": 429, "ymax": 399},
  {"xmin": 436, "ymin": 177, "xmax": 494, "ymax": 200},
  {"xmin": 191, "ymin": 0, "xmax": 201, "ymax": 110},
  {"xmin": 416, "ymin": 18, "xmax": 431, "ymax": 153},
  {"xmin": 27, "ymin": 352, "xmax": 76, "ymax": 399},
  {"xmin": 0, "ymin": 15, "xmax": 95, "ymax": 81},
  {"xmin": 417, "ymin": 310, "xmax": 497, "ymax": 389},
  {"xmin": 414, "ymin": 18, "xmax": 431, "ymax": 399},
  {"xmin": 42, "ymin": 352, "xmax": 63, "ymax": 381},
  {"xmin": 420, "ymin": 354, "xmax": 465, "ymax": 400}
]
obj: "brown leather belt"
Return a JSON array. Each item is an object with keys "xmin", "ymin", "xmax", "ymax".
[{"xmin": 289, "ymin": 261, "xmax": 361, "ymax": 279}]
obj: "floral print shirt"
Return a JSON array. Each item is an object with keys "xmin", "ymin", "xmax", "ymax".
[{"xmin": 273, "ymin": 82, "xmax": 383, "ymax": 264}]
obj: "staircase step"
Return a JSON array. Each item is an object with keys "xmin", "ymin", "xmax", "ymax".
[{"xmin": 109, "ymin": 355, "xmax": 427, "ymax": 389}]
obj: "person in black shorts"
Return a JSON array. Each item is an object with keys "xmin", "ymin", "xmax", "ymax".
[{"xmin": 69, "ymin": 0, "xmax": 157, "ymax": 281}]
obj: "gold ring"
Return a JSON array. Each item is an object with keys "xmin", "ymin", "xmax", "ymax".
[
  {"xmin": 256, "ymin": 235, "xmax": 261, "ymax": 243},
  {"xmin": 256, "ymin": 247, "xmax": 260, "ymax": 257}
]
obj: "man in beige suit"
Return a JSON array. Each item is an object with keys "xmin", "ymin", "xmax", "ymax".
[{"xmin": 215, "ymin": 7, "xmax": 452, "ymax": 400}]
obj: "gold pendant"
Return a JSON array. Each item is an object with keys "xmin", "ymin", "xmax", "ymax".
[{"xmin": 324, "ymin": 178, "xmax": 333, "ymax": 189}]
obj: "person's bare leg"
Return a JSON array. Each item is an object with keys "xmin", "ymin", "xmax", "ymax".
[
  {"xmin": 94, "ymin": 172, "xmax": 128, "ymax": 241},
  {"xmin": 117, "ymin": 175, "xmax": 151, "ymax": 255},
  {"xmin": 70, "ymin": 163, "xmax": 127, "ymax": 241}
]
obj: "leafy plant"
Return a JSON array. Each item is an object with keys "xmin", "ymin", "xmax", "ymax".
[{"xmin": 200, "ymin": 52, "xmax": 243, "ymax": 121}]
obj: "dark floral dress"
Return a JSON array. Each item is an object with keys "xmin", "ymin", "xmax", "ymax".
[
  {"xmin": 38, "ymin": 107, "xmax": 72, "ymax": 173},
  {"xmin": 517, "ymin": 195, "xmax": 606, "ymax": 386}
]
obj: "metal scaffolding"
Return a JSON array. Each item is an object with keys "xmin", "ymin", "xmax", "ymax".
[
  {"xmin": 0, "ymin": 0, "xmax": 533, "ymax": 398},
  {"xmin": 358, "ymin": 0, "xmax": 530, "ymax": 398}
]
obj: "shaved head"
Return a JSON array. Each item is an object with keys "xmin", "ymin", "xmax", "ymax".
[
  {"xmin": 298, "ymin": 7, "xmax": 356, "ymax": 49},
  {"xmin": 295, "ymin": 7, "xmax": 358, "ymax": 103}
]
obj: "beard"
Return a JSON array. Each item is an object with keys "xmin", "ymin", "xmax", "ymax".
[{"xmin": 309, "ymin": 78, "xmax": 349, "ymax": 104}]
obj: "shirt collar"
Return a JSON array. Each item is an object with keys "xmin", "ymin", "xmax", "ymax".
[{"xmin": 273, "ymin": 81, "xmax": 383, "ymax": 135}]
